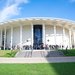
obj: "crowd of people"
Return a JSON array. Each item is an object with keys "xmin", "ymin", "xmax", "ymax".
[
  {"xmin": 22, "ymin": 44, "xmax": 63, "ymax": 50},
  {"xmin": 0, "ymin": 43, "xmax": 75, "ymax": 50}
]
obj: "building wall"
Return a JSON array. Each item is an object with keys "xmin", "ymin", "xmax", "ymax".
[
  {"xmin": 45, "ymin": 25, "xmax": 55, "ymax": 45},
  {"xmin": 6, "ymin": 25, "xmax": 32, "ymax": 47},
  {"xmin": 56, "ymin": 26, "xmax": 63, "ymax": 46},
  {"xmin": 13, "ymin": 27, "xmax": 20, "ymax": 46},
  {"xmin": 22, "ymin": 25, "xmax": 32, "ymax": 45},
  {"xmin": 45, "ymin": 25, "xmax": 69, "ymax": 48},
  {"xmin": 6, "ymin": 29, "xmax": 11, "ymax": 47},
  {"xmin": 0, "ymin": 24, "xmax": 73, "ymax": 49},
  {"xmin": 64, "ymin": 29, "xmax": 69, "ymax": 48}
]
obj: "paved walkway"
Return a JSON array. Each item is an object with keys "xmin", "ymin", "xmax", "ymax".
[
  {"xmin": 0, "ymin": 57, "xmax": 75, "ymax": 63},
  {"xmin": 15, "ymin": 50, "xmax": 64, "ymax": 57},
  {"xmin": 0, "ymin": 50, "xmax": 75, "ymax": 63}
]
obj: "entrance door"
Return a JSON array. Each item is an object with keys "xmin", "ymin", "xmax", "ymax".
[{"xmin": 33, "ymin": 25, "xmax": 42, "ymax": 49}]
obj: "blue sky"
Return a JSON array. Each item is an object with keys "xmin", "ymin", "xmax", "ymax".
[{"xmin": 0, "ymin": 0, "xmax": 75, "ymax": 22}]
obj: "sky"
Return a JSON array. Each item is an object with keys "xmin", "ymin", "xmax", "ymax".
[{"xmin": 0, "ymin": 0, "xmax": 75, "ymax": 22}]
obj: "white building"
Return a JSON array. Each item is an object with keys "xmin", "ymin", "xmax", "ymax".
[{"xmin": 0, "ymin": 17, "xmax": 75, "ymax": 50}]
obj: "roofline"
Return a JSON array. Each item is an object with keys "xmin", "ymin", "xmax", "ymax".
[{"xmin": 0, "ymin": 17, "xmax": 75, "ymax": 25}]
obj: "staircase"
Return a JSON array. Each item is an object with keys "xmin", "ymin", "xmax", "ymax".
[{"xmin": 15, "ymin": 50, "xmax": 64, "ymax": 57}]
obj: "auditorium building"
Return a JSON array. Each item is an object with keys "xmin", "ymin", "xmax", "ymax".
[{"xmin": 0, "ymin": 17, "xmax": 75, "ymax": 50}]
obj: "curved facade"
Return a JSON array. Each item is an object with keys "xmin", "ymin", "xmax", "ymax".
[{"xmin": 0, "ymin": 17, "xmax": 75, "ymax": 50}]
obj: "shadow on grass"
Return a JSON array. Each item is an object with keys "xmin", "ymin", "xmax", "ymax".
[
  {"xmin": 59, "ymin": 49, "xmax": 75, "ymax": 56},
  {"xmin": 46, "ymin": 49, "xmax": 75, "ymax": 75},
  {"xmin": 48, "ymin": 62, "xmax": 75, "ymax": 75}
]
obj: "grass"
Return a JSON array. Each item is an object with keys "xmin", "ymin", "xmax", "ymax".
[
  {"xmin": 0, "ymin": 50, "xmax": 18, "ymax": 57},
  {"xmin": 59, "ymin": 49, "xmax": 75, "ymax": 56},
  {"xmin": 0, "ymin": 63, "xmax": 75, "ymax": 75}
]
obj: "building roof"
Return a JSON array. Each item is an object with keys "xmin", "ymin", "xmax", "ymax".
[{"xmin": 0, "ymin": 17, "xmax": 75, "ymax": 28}]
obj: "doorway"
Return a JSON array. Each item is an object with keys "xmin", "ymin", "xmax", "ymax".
[{"xmin": 33, "ymin": 25, "xmax": 42, "ymax": 49}]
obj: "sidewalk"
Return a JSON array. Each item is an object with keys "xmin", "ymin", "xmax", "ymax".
[{"xmin": 0, "ymin": 57, "xmax": 75, "ymax": 63}]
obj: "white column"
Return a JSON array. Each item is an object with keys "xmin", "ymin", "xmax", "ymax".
[
  {"xmin": 20, "ymin": 25, "xmax": 22, "ymax": 50},
  {"xmin": 43, "ymin": 24, "xmax": 45, "ymax": 45},
  {"xmin": 0, "ymin": 29, "xmax": 2, "ymax": 47},
  {"xmin": 73, "ymin": 30, "xmax": 75, "ymax": 47},
  {"xmin": 72, "ymin": 30, "xmax": 74, "ymax": 48},
  {"xmin": 11, "ymin": 26, "xmax": 13, "ymax": 50},
  {"xmin": 31, "ymin": 24, "xmax": 33, "ymax": 46},
  {"xmin": 54, "ymin": 25, "xmax": 56, "ymax": 45},
  {"xmin": 62, "ymin": 27, "xmax": 65, "ymax": 47},
  {"xmin": 69, "ymin": 29, "xmax": 72, "ymax": 49},
  {"xmin": 62, "ymin": 27, "xmax": 67, "ymax": 49},
  {"xmin": 4, "ymin": 28, "xmax": 6, "ymax": 50}
]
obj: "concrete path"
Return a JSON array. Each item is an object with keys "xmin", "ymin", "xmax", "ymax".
[
  {"xmin": 0, "ymin": 57, "xmax": 75, "ymax": 63},
  {"xmin": 0, "ymin": 50, "xmax": 75, "ymax": 63},
  {"xmin": 15, "ymin": 50, "xmax": 64, "ymax": 57}
]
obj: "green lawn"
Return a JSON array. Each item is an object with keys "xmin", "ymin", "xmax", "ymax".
[
  {"xmin": 0, "ymin": 63, "xmax": 75, "ymax": 75},
  {"xmin": 0, "ymin": 50, "xmax": 18, "ymax": 57},
  {"xmin": 59, "ymin": 49, "xmax": 75, "ymax": 56}
]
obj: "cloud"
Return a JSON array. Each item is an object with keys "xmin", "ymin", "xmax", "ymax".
[
  {"xmin": 0, "ymin": 4, "xmax": 19, "ymax": 22},
  {"xmin": 0, "ymin": 0, "xmax": 29, "ymax": 22}
]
